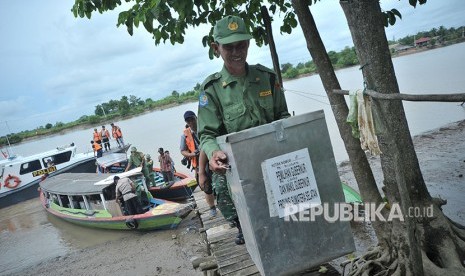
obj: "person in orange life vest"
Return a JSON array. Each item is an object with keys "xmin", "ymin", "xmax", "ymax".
[
  {"xmin": 180, "ymin": 110, "xmax": 217, "ymax": 217},
  {"xmin": 110, "ymin": 123, "xmax": 124, "ymax": 148},
  {"xmin": 91, "ymin": 140, "xmax": 104, "ymax": 173},
  {"xmin": 158, "ymin": 147, "xmax": 174, "ymax": 183},
  {"xmin": 93, "ymin": 128, "xmax": 102, "ymax": 145},
  {"xmin": 100, "ymin": 125, "xmax": 111, "ymax": 152},
  {"xmin": 91, "ymin": 140, "xmax": 103, "ymax": 158}
]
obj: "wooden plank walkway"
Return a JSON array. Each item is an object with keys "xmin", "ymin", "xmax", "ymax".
[{"xmin": 192, "ymin": 190, "xmax": 341, "ymax": 276}]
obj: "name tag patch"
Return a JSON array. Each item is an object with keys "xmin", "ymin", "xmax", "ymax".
[{"xmin": 260, "ymin": 90, "xmax": 272, "ymax": 97}]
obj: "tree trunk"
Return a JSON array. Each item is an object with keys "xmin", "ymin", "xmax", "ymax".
[
  {"xmin": 260, "ymin": 6, "xmax": 283, "ymax": 87},
  {"xmin": 290, "ymin": 0, "xmax": 386, "ymax": 239}
]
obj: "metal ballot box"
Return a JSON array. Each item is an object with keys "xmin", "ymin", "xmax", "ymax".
[{"xmin": 217, "ymin": 110, "xmax": 355, "ymax": 276}]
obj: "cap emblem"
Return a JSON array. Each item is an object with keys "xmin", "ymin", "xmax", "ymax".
[{"xmin": 228, "ymin": 22, "xmax": 238, "ymax": 31}]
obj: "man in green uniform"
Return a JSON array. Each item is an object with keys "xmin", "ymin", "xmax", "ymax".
[
  {"xmin": 125, "ymin": 147, "xmax": 155, "ymax": 187},
  {"xmin": 198, "ymin": 15, "xmax": 290, "ymax": 245}
]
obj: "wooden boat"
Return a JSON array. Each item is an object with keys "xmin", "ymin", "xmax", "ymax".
[
  {"xmin": 39, "ymin": 168, "xmax": 192, "ymax": 231},
  {"xmin": 149, "ymin": 168, "xmax": 198, "ymax": 201},
  {"xmin": 96, "ymin": 153, "xmax": 198, "ymax": 201},
  {"xmin": 0, "ymin": 143, "xmax": 130, "ymax": 209}
]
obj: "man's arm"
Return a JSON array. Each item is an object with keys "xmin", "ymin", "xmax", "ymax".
[
  {"xmin": 115, "ymin": 184, "xmax": 121, "ymax": 199},
  {"xmin": 139, "ymin": 153, "xmax": 145, "ymax": 167},
  {"xmin": 198, "ymin": 89, "xmax": 223, "ymax": 160},
  {"xmin": 180, "ymin": 135, "xmax": 196, "ymax": 158},
  {"xmin": 198, "ymin": 91, "xmax": 230, "ymax": 173},
  {"xmin": 125, "ymin": 158, "xmax": 132, "ymax": 172}
]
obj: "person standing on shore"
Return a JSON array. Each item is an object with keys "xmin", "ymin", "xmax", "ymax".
[
  {"xmin": 198, "ymin": 15, "xmax": 290, "ymax": 244},
  {"xmin": 110, "ymin": 123, "xmax": 124, "ymax": 148},
  {"xmin": 180, "ymin": 110, "xmax": 217, "ymax": 217},
  {"xmin": 100, "ymin": 125, "xmax": 111, "ymax": 152}
]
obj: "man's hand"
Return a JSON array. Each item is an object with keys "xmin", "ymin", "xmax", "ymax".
[{"xmin": 209, "ymin": 150, "xmax": 229, "ymax": 174}]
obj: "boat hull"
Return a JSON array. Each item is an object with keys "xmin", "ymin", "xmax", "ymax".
[
  {"xmin": 40, "ymin": 193, "xmax": 191, "ymax": 231},
  {"xmin": 149, "ymin": 169, "xmax": 198, "ymax": 201},
  {"xmin": 0, "ymin": 179, "xmax": 41, "ymax": 209}
]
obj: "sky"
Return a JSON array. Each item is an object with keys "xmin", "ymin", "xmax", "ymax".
[{"xmin": 0, "ymin": 0, "xmax": 464, "ymax": 136}]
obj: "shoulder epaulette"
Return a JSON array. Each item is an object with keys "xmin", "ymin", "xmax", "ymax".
[
  {"xmin": 254, "ymin": 64, "xmax": 276, "ymax": 75},
  {"xmin": 201, "ymin": 72, "xmax": 222, "ymax": 90}
]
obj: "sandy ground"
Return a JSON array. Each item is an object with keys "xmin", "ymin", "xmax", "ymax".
[{"xmin": 13, "ymin": 119, "xmax": 465, "ymax": 276}]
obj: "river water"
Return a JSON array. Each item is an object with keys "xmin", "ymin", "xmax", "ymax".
[{"xmin": 1, "ymin": 43, "xmax": 464, "ymax": 274}]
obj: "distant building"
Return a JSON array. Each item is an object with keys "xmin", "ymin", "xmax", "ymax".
[
  {"xmin": 390, "ymin": 43, "xmax": 414, "ymax": 53},
  {"xmin": 415, "ymin": 37, "xmax": 431, "ymax": 47}
]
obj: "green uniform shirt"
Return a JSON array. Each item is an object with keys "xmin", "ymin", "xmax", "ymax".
[
  {"xmin": 128, "ymin": 151, "xmax": 145, "ymax": 168},
  {"xmin": 198, "ymin": 63, "xmax": 290, "ymax": 159}
]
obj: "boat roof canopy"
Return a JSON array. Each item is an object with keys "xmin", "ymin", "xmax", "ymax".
[
  {"xmin": 40, "ymin": 167, "xmax": 142, "ymax": 196},
  {"xmin": 96, "ymin": 153, "xmax": 127, "ymax": 167}
]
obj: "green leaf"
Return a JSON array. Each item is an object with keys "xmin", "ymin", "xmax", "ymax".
[
  {"xmin": 270, "ymin": 4, "xmax": 276, "ymax": 14},
  {"xmin": 391, "ymin": 8, "xmax": 402, "ymax": 19},
  {"xmin": 117, "ymin": 11, "xmax": 128, "ymax": 26},
  {"xmin": 125, "ymin": 17, "xmax": 134, "ymax": 36},
  {"xmin": 143, "ymin": 13, "xmax": 153, "ymax": 32},
  {"xmin": 134, "ymin": 16, "xmax": 139, "ymax": 27},
  {"xmin": 289, "ymin": 17, "xmax": 298, "ymax": 28},
  {"xmin": 409, "ymin": 0, "xmax": 417, "ymax": 8},
  {"xmin": 72, "ymin": 6, "xmax": 78, "ymax": 17},
  {"xmin": 388, "ymin": 12, "xmax": 396, "ymax": 26}
]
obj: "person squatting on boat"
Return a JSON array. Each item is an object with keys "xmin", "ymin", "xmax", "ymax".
[
  {"xmin": 125, "ymin": 147, "xmax": 155, "ymax": 187},
  {"xmin": 100, "ymin": 125, "xmax": 111, "ymax": 151},
  {"xmin": 114, "ymin": 176, "xmax": 143, "ymax": 215},
  {"xmin": 198, "ymin": 15, "xmax": 290, "ymax": 245},
  {"xmin": 180, "ymin": 110, "xmax": 217, "ymax": 217},
  {"xmin": 110, "ymin": 123, "xmax": 125, "ymax": 148}
]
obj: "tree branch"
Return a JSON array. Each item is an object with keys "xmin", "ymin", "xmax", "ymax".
[{"xmin": 333, "ymin": 89, "xmax": 465, "ymax": 102}]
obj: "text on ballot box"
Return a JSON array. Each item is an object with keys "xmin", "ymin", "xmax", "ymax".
[{"xmin": 262, "ymin": 148, "xmax": 321, "ymax": 218}]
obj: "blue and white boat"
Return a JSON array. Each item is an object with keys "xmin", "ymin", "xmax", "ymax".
[{"xmin": 0, "ymin": 143, "xmax": 129, "ymax": 208}]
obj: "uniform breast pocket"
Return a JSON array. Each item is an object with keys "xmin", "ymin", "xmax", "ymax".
[
  {"xmin": 223, "ymin": 103, "xmax": 246, "ymax": 133},
  {"xmin": 258, "ymin": 95, "xmax": 274, "ymax": 121}
]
